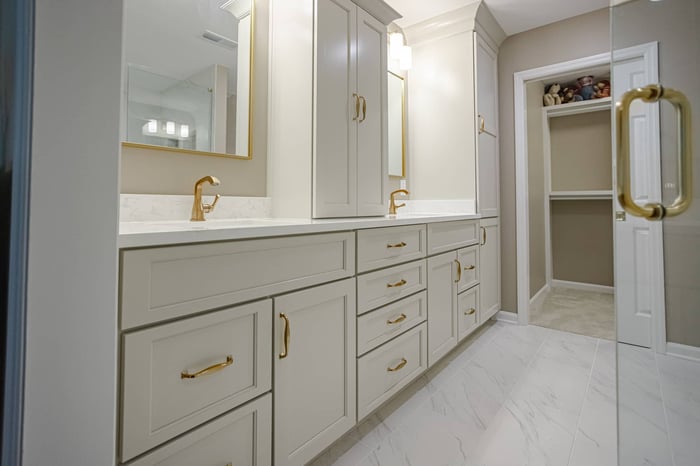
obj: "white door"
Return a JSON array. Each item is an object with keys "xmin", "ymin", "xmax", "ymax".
[
  {"xmin": 612, "ymin": 43, "xmax": 664, "ymax": 348},
  {"xmin": 427, "ymin": 251, "xmax": 458, "ymax": 366}
]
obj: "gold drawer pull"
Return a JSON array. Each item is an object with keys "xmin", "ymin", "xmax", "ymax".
[
  {"xmin": 464, "ymin": 265, "xmax": 475, "ymax": 271},
  {"xmin": 454, "ymin": 259, "xmax": 462, "ymax": 283},
  {"xmin": 387, "ymin": 357, "xmax": 408, "ymax": 372},
  {"xmin": 387, "ymin": 313, "xmax": 407, "ymax": 325},
  {"xmin": 387, "ymin": 241, "xmax": 407, "ymax": 248},
  {"xmin": 464, "ymin": 308, "xmax": 476, "ymax": 316},
  {"xmin": 181, "ymin": 355, "xmax": 233, "ymax": 379},
  {"xmin": 279, "ymin": 313, "xmax": 290, "ymax": 359},
  {"xmin": 352, "ymin": 93, "xmax": 360, "ymax": 121},
  {"xmin": 387, "ymin": 279, "xmax": 407, "ymax": 288}
]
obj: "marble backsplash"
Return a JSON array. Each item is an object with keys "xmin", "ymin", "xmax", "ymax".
[
  {"xmin": 402, "ymin": 199, "xmax": 476, "ymax": 214},
  {"xmin": 120, "ymin": 194, "xmax": 272, "ymax": 222}
]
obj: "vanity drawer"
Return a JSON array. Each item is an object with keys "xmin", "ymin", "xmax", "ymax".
[
  {"xmin": 357, "ymin": 291, "xmax": 427, "ymax": 355},
  {"xmin": 427, "ymin": 220, "xmax": 479, "ymax": 255},
  {"xmin": 357, "ymin": 224, "xmax": 427, "ymax": 273},
  {"xmin": 458, "ymin": 286, "xmax": 479, "ymax": 342},
  {"xmin": 357, "ymin": 323, "xmax": 428, "ymax": 420},
  {"xmin": 357, "ymin": 260, "xmax": 427, "ymax": 315},
  {"xmin": 123, "ymin": 394, "xmax": 272, "ymax": 466},
  {"xmin": 120, "ymin": 300, "xmax": 272, "ymax": 461},
  {"xmin": 120, "ymin": 231, "xmax": 354, "ymax": 329},
  {"xmin": 457, "ymin": 245, "xmax": 479, "ymax": 293}
]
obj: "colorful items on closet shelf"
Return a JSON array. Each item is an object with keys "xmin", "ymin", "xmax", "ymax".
[{"xmin": 542, "ymin": 76, "xmax": 611, "ymax": 106}]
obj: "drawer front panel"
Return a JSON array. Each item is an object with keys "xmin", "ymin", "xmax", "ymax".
[
  {"xmin": 121, "ymin": 300, "xmax": 272, "ymax": 461},
  {"xmin": 357, "ymin": 224, "xmax": 427, "ymax": 273},
  {"xmin": 427, "ymin": 220, "xmax": 479, "ymax": 255},
  {"xmin": 357, "ymin": 291, "xmax": 427, "ymax": 355},
  {"xmin": 357, "ymin": 260, "xmax": 427, "ymax": 314},
  {"xmin": 458, "ymin": 286, "xmax": 479, "ymax": 342},
  {"xmin": 124, "ymin": 394, "xmax": 272, "ymax": 466},
  {"xmin": 357, "ymin": 323, "xmax": 428, "ymax": 420},
  {"xmin": 457, "ymin": 245, "xmax": 479, "ymax": 293},
  {"xmin": 121, "ymin": 232, "xmax": 355, "ymax": 329}
]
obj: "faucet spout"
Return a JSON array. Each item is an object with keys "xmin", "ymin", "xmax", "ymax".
[
  {"xmin": 191, "ymin": 176, "xmax": 221, "ymax": 221},
  {"xmin": 389, "ymin": 189, "xmax": 410, "ymax": 215}
]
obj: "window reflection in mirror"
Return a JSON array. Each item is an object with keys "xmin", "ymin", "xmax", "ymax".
[
  {"xmin": 123, "ymin": 0, "xmax": 253, "ymax": 158},
  {"xmin": 388, "ymin": 71, "xmax": 405, "ymax": 177}
]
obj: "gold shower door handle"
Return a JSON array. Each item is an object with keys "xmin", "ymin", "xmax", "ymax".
[{"xmin": 616, "ymin": 84, "xmax": 693, "ymax": 220}]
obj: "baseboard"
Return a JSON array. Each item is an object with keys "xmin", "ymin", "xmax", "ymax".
[
  {"xmin": 666, "ymin": 342, "xmax": 700, "ymax": 363},
  {"xmin": 529, "ymin": 284, "xmax": 550, "ymax": 309},
  {"xmin": 551, "ymin": 279, "xmax": 614, "ymax": 294},
  {"xmin": 495, "ymin": 310, "xmax": 518, "ymax": 324}
]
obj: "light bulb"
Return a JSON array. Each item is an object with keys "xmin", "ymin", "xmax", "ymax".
[
  {"xmin": 180, "ymin": 124, "xmax": 189, "ymax": 138},
  {"xmin": 165, "ymin": 121, "xmax": 175, "ymax": 135}
]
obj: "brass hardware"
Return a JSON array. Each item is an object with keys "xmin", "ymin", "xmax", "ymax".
[
  {"xmin": 279, "ymin": 313, "xmax": 290, "ymax": 359},
  {"xmin": 480, "ymin": 226, "xmax": 487, "ymax": 245},
  {"xmin": 387, "ymin": 313, "xmax": 407, "ymax": 325},
  {"xmin": 464, "ymin": 308, "xmax": 476, "ymax": 316},
  {"xmin": 389, "ymin": 189, "xmax": 409, "ymax": 215},
  {"xmin": 616, "ymin": 84, "xmax": 693, "ymax": 220},
  {"xmin": 387, "ymin": 241, "xmax": 407, "ymax": 248},
  {"xmin": 359, "ymin": 96, "xmax": 367, "ymax": 122},
  {"xmin": 191, "ymin": 175, "xmax": 221, "ymax": 221},
  {"xmin": 454, "ymin": 259, "xmax": 462, "ymax": 283},
  {"xmin": 478, "ymin": 114, "xmax": 497, "ymax": 137},
  {"xmin": 616, "ymin": 211, "xmax": 627, "ymax": 222},
  {"xmin": 387, "ymin": 358, "xmax": 408, "ymax": 372},
  {"xmin": 387, "ymin": 279, "xmax": 407, "ymax": 288},
  {"xmin": 464, "ymin": 265, "xmax": 476, "ymax": 271},
  {"xmin": 352, "ymin": 93, "xmax": 360, "ymax": 121},
  {"xmin": 180, "ymin": 355, "xmax": 233, "ymax": 379}
]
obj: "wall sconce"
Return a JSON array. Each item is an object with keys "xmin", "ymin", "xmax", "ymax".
[{"xmin": 388, "ymin": 31, "xmax": 412, "ymax": 71}]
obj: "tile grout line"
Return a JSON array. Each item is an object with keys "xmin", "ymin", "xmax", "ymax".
[
  {"xmin": 566, "ymin": 338, "xmax": 600, "ymax": 466},
  {"xmin": 654, "ymin": 351, "xmax": 678, "ymax": 466}
]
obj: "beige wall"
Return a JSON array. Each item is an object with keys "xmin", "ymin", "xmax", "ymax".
[
  {"xmin": 551, "ymin": 200, "xmax": 614, "ymax": 286},
  {"xmin": 527, "ymin": 81, "xmax": 546, "ymax": 298},
  {"xmin": 550, "ymin": 112, "xmax": 612, "ymax": 192},
  {"xmin": 498, "ymin": 8, "xmax": 610, "ymax": 312}
]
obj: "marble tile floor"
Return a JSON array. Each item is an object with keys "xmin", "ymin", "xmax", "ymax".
[
  {"xmin": 309, "ymin": 321, "xmax": 618, "ymax": 466},
  {"xmin": 530, "ymin": 287, "xmax": 615, "ymax": 341}
]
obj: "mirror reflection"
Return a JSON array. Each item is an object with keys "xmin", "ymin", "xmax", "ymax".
[
  {"xmin": 388, "ymin": 71, "xmax": 405, "ymax": 177},
  {"xmin": 123, "ymin": 0, "xmax": 252, "ymax": 158}
]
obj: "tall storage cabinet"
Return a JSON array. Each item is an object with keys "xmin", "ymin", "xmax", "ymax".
[
  {"xmin": 475, "ymin": 33, "xmax": 499, "ymax": 218},
  {"xmin": 268, "ymin": 0, "xmax": 400, "ymax": 218}
]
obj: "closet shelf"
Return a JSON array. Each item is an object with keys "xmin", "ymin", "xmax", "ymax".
[
  {"xmin": 549, "ymin": 190, "xmax": 613, "ymax": 200},
  {"xmin": 544, "ymin": 97, "xmax": 612, "ymax": 118}
]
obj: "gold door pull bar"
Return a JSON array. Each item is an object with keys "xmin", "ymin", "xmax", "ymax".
[
  {"xmin": 387, "ymin": 358, "xmax": 408, "ymax": 372},
  {"xmin": 616, "ymin": 84, "xmax": 693, "ymax": 220},
  {"xmin": 352, "ymin": 94, "xmax": 360, "ymax": 121},
  {"xmin": 279, "ymin": 313, "xmax": 290, "ymax": 359},
  {"xmin": 387, "ymin": 241, "xmax": 407, "ymax": 248},
  {"xmin": 454, "ymin": 260, "xmax": 462, "ymax": 283},
  {"xmin": 181, "ymin": 355, "xmax": 233, "ymax": 379},
  {"xmin": 387, "ymin": 313, "xmax": 407, "ymax": 325},
  {"xmin": 464, "ymin": 265, "xmax": 476, "ymax": 271},
  {"xmin": 360, "ymin": 96, "xmax": 367, "ymax": 122},
  {"xmin": 387, "ymin": 279, "xmax": 407, "ymax": 288},
  {"xmin": 464, "ymin": 308, "xmax": 476, "ymax": 316},
  {"xmin": 480, "ymin": 226, "xmax": 487, "ymax": 245}
]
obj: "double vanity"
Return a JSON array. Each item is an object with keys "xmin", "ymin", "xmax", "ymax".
[{"xmin": 117, "ymin": 212, "xmax": 500, "ymax": 466}]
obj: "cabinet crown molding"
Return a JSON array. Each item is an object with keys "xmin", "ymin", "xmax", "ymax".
[
  {"xmin": 404, "ymin": 0, "xmax": 505, "ymax": 49},
  {"xmin": 352, "ymin": 0, "xmax": 401, "ymax": 25}
]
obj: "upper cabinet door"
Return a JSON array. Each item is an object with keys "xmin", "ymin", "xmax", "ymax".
[
  {"xmin": 313, "ymin": 0, "xmax": 358, "ymax": 218},
  {"xmin": 475, "ymin": 33, "xmax": 498, "ymax": 136},
  {"xmin": 356, "ymin": 8, "xmax": 388, "ymax": 216}
]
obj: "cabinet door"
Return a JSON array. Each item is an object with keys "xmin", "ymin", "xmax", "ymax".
[
  {"xmin": 274, "ymin": 278, "xmax": 356, "ymax": 466},
  {"xmin": 475, "ymin": 33, "xmax": 497, "ymax": 136},
  {"xmin": 479, "ymin": 218, "xmax": 500, "ymax": 323},
  {"xmin": 427, "ymin": 252, "xmax": 458, "ymax": 366},
  {"xmin": 356, "ymin": 7, "xmax": 388, "ymax": 216},
  {"xmin": 478, "ymin": 131, "xmax": 499, "ymax": 218},
  {"xmin": 313, "ymin": 0, "xmax": 358, "ymax": 218},
  {"xmin": 475, "ymin": 33, "xmax": 499, "ymax": 218}
]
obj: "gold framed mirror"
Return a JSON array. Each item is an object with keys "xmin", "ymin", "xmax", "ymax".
[
  {"xmin": 122, "ymin": 0, "xmax": 258, "ymax": 160},
  {"xmin": 388, "ymin": 71, "xmax": 406, "ymax": 177}
]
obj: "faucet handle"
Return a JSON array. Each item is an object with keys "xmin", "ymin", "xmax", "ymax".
[{"xmin": 202, "ymin": 194, "xmax": 221, "ymax": 213}]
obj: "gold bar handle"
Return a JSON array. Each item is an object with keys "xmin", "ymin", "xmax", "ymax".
[
  {"xmin": 454, "ymin": 259, "xmax": 462, "ymax": 283},
  {"xmin": 387, "ymin": 313, "xmax": 407, "ymax": 325},
  {"xmin": 480, "ymin": 226, "xmax": 487, "ymax": 245},
  {"xmin": 360, "ymin": 96, "xmax": 367, "ymax": 122},
  {"xmin": 279, "ymin": 313, "xmax": 290, "ymax": 359},
  {"xmin": 352, "ymin": 93, "xmax": 360, "ymax": 121},
  {"xmin": 387, "ymin": 358, "xmax": 407, "ymax": 372},
  {"xmin": 387, "ymin": 241, "xmax": 407, "ymax": 248},
  {"xmin": 181, "ymin": 355, "xmax": 233, "ymax": 379},
  {"xmin": 616, "ymin": 84, "xmax": 693, "ymax": 220},
  {"xmin": 478, "ymin": 114, "xmax": 497, "ymax": 137},
  {"xmin": 387, "ymin": 279, "xmax": 407, "ymax": 288},
  {"xmin": 464, "ymin": 264, "xmax": 475, "ymax": 271},
  {"xmin": 464, "ymin": 308, "xmax": 476, "ymax": 316}
]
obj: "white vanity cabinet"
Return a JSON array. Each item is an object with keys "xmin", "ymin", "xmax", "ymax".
[
  {"xmin": 273, "ymin": 278, "xmax": 357, "ymax": 466},
  {"xmin": 267, "ymin": 0, "xmax": 400, "ymax": 218},
  {"xmin": 479, "ymin": 217, "xmax": 500, "ymax": 323}
]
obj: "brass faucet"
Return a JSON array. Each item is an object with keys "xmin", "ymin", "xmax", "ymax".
[
  {"xmin": 191, "ymin": 175, "xmax": 221, "ymax": 221},
  {"xmin": 389, "ymin": 189, "xmax": 409, "ymax": 215}
]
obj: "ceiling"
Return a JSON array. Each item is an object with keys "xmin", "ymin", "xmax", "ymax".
[{"xmin": 387, "ymin": 0, "xmax": 609, "ymax": 36}]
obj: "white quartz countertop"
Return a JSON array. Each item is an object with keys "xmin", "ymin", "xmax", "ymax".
[{"xmin": 119, "ymin": 213, "xmax": 481, "ymax": 248}]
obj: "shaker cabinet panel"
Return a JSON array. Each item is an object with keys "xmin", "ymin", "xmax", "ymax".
[
  {"xmin": 477, "ymin": 131, "xmax": 499, "ymax": 218},
  {"xmin": 427, "ymin": 252, "xmax": 459, "ymax": 366},
  {"xmin": 479, "ymin": 218, "xmax": 500, "ymax": 323}
]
